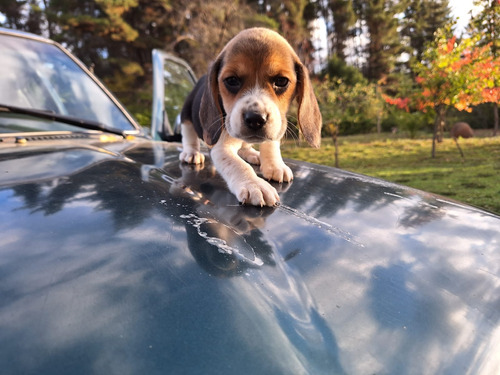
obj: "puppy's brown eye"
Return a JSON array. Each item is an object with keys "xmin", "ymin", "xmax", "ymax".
[
  {"xmin": 223, "ymin": 76, "xmax": 241, "ymax": 94},
  {"xmin": 273, "ymin": 76, "xmax": 289, "ymax": 93}
]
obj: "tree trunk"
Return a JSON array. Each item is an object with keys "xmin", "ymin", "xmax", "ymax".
[
  {"xmin": 432, "ymin": 116, "xmax": 439, "ymax": 158},
  {"xmin": 437, "ymin": 115, "xmax": 445, "ymax": 142},
  {"xmin": 493, "ymin": 102, "xmax": 499, "ymax": 136},
  {"xmin": 333, "ymin": 133, "xmax": 339, "ymax": 168}
]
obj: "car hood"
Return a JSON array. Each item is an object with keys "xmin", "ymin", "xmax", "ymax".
[{"xmin": 1, "ymin": 137, "xmax": 499, "ymax": 375}]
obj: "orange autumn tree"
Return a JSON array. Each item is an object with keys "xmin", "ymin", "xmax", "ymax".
[{"xmin": 386, "ymin": 24, "xmax": 500, "ymax": 157}]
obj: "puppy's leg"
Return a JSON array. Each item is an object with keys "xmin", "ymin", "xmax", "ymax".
[
  {"xmin": 211, "ymin": 132, "xmax": 279, "ymax": 207},
  {"xmin": 238, "ymin": 143, "xmax": 260, "ymax": 165},
  {"xmin": 179, "ymin": 121, "xmax": 205, "ymax": 164},
  {"xmin": 259, "ymin": 140, "xmax": 293, "ymax": 183}
]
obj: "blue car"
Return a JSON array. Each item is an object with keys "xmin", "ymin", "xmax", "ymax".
[{"xmin": 1, "ymin": 27, "xmax": 499, "ymax": 375}]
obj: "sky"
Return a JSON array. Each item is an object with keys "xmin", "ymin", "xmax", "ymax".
[{"xmin": 451, "ymin": 0, "xmax": 483, "ymax": 34}]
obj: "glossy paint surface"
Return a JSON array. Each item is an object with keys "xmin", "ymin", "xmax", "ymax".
[{"xmin": 1, "ymin": 138, "xmax": 499, "ymax": 375}]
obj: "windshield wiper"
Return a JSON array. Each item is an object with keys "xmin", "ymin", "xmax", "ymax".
[{"xmin": 0, "ymin": 104, "xmax": 125, "ymax": 136}]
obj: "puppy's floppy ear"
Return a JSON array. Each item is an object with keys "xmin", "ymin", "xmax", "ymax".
[
  {"xmin": 200, "ymin": 54, "xmax": 225, "ymax": 145},
  {"xmin": 295, "ymin": 61, "xmax": 322, "ymax": 148}
]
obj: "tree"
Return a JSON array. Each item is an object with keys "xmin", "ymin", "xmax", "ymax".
[
  {"xmin": 169, "ymin": 0, "xmax": 252, "ymax": 76},
  {"xmin": 468, "ymin": 0, "xmax": 499, "ymax": 135},
  {"xmin": 353, "ymin": 0, "xmax": 408, "ymax": 80},
  {"xmin": 322, "ymin": 54, "xmax": 367, "ymax": 86},
  {"xmin": 328, "ymin": 0, "xmax": 356, "ymax": 60},
  {"xmin": 400, "ymin": 24, "xmax": 500, "ymax": 157},
  {"xmin": 317, "ymin": 77, "xmax": 385, "ymax": 135},
  {"xmin": 0, "ymin": 0, "xmax": 26, "ymax": 29},
  {"xmin": 401, "ymin": 0, "xmax": 451, "ymax": 65},
  {"xmin": 315, "ymin": 74, "xmax": 386, "ymax": 164},
  {"xmin": 245, "ymin": 0, "xmax": 311, "ymax": 46}
]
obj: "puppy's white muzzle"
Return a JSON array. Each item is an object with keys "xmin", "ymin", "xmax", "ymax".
[{"xmin": 227, "ymin": 88, "xmax": 285, "ymax": 143}]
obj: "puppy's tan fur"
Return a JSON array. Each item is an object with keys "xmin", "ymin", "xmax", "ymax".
[{"xmin": 180, "ymin": 28, "xmax": 322, "ymax": 206}]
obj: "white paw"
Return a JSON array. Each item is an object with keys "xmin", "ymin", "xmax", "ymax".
[
  {"xmin": 234, "ymin": 178, "xmax": 280, "ymax": 207},
  {"xmin": 180, "ymin": 150, "xmax": 205, "ymax": 164},
  {"xmin": 238, "ymin": 147, "xmax": 261, "ymax": 165},
  {"xmin": 261, "ymin": 162, "xmax": 293, "ymax": 183}
]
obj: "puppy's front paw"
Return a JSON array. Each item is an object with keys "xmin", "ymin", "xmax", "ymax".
[
  {"xmin": 180, "ymin": 150, "xmax": 205, "ymax": 164},
  {"xmin": 236, "ymin": 178, "xmax": 280, "ymax": 207},
  {"xmin": 261, "ymin": 162, "xmax": 293, "ymax": 183},
  {"xmin": 238, "ymin": 147, "xmax": 261, "ymax": 165}
]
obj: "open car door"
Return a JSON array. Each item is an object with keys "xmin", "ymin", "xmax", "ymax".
[{"xmin": 151, "ymin": 49, "xmax": 196, "ymax": 141}]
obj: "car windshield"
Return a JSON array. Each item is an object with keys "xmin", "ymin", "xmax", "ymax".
[{"xmin": 0, "ymin": 32, "xmax": 136, "ymax": 133}]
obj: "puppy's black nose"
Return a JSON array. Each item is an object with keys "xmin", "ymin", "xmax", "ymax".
[{"xmin": 244, "ymin": 111, "xmax": 267, "ymax": 130}]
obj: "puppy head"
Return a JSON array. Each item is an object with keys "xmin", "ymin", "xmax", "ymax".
[{"xmin": 200, "ymin": 28, "xmax": 322, "ymax": 147}]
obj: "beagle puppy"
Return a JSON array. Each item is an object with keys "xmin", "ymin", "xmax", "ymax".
[{"xmin": 179, "ymin": 27, "xmax": 322, "ymax": 207}]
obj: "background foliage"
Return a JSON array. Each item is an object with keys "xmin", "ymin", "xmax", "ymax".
[{"xmin": 0, "ymin": 0, "xmax": 498, "ymax": 139}]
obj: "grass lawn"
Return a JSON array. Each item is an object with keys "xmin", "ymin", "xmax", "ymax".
[{"xmin": 281, "ymin": 131, "xmax": 500, "ymax": 215}]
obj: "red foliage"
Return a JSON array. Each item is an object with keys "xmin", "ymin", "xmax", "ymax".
[
  {"xmin": 382, "ymin": 94, "xmax": 409, "ymax": 111},
  {"xmin": 446, "ymin": 36, "xmax": 456, "ymax": 53},
  {"xmin": 385, "ymin": 36, "xmax": 499, "ymax": 114}
]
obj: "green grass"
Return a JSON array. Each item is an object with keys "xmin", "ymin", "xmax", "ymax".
[{"xmin": 282, "ymin": 132, "xmax": 500, "ymax": 214}]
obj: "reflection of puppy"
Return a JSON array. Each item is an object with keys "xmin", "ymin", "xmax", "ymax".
[
  {"xmin": 180, "ymin": 27, "xmax": 322, "ymax": 207},
  {"xmin": 164, "ymin": 162, "xmax": 277, "ymax": 277}
]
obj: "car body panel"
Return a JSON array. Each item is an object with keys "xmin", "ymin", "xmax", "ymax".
[{"xmin": 1, "ymin": 137, "xmax": 499, "ymax": 375}]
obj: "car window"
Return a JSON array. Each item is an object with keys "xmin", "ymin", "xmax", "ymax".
[
  {"xmin": 0, "ymin": 33, "xmax": 136, "ymax": 132},
  {"xmin": 162, "ymin": 58, "xmax": 196, "ymax": 128}
]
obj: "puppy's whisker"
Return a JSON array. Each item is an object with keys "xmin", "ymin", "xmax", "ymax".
[
  {"xmin": 286, "ymin": 129, "xmax": 299, "ymax": 143},
  {"xmin": 207, "ymin": 114, "xmax": 225, "ymax": 127},
  {"xmin": 284, "ymin": 120, "xmax": 300, "ymax": 146},
  {"xmin": 207, "ymin": 115, "xmax": 225, "ymax": 134}
]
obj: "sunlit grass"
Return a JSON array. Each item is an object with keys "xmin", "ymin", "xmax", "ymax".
[{"xmin": 282, "ymin": 133, "xmax": 500, "ymax": 214}]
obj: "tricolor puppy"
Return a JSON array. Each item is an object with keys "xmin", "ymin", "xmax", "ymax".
[{"xmin": 180, "ymin": 27, "xmax": 322, "ymax": 207}]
